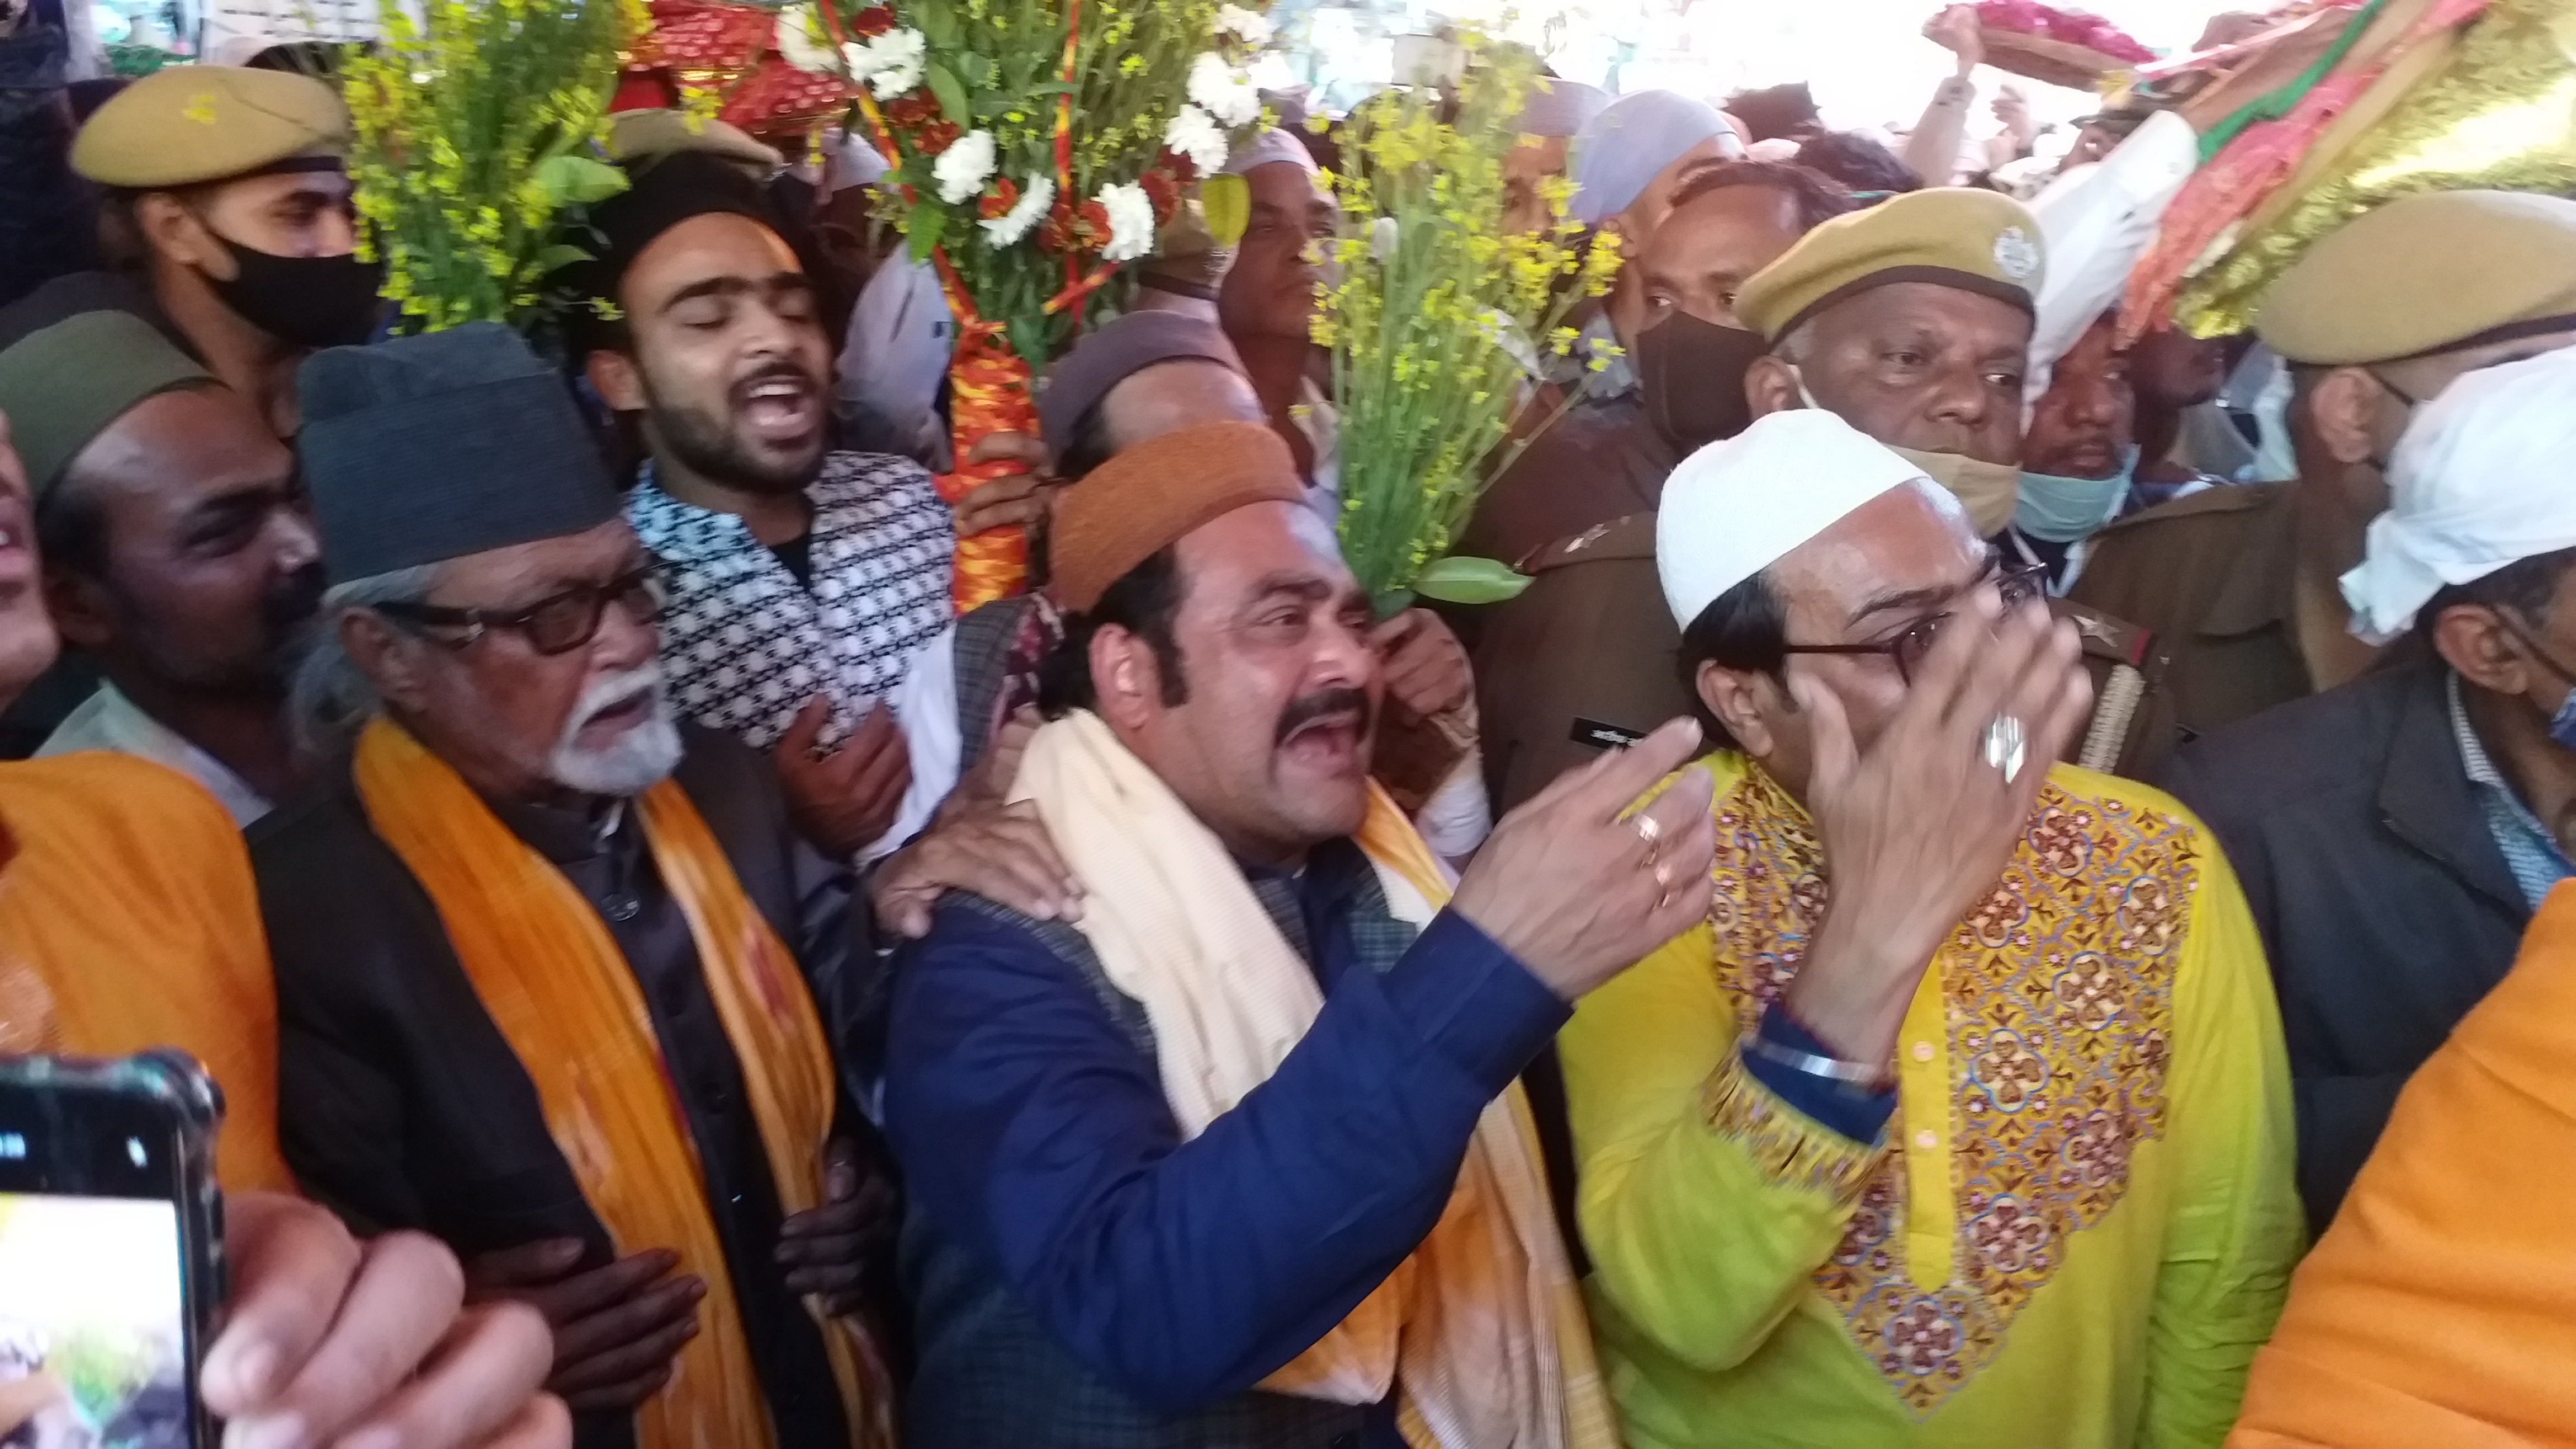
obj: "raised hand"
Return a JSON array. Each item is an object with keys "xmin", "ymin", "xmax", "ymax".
[
  {"xmin": 776, "ymin": 696, "xmax": 914, "ymax": 860},
  {"xmin": 1783, "ymin": 585, "xmax": 2089, "ymax": 1065},
  {"xmin": 953, "ymin": 432, "xmax": 1057, "ymax": 537},
  {"xmin": 1924, "ymin": 3, "xmax": 1985, "ymax": 73},
  {"xmin": 1450, "ymin": 717, "xmax": 1719, "ymax": 1001},
  {"xmin": 1371, "ymin": 609, "xmax": 1474, "ymax": 724}
]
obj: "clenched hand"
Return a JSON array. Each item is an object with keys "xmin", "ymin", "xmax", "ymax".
[{"xmin": 776, "ymin": 695, "xmax": 913, "ymax": 859}]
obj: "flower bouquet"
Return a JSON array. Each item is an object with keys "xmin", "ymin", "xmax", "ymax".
[
  {"xmin": 1313, "ymin": 37, "xmax": 1623, "ymax": 615},
  {"xmin": 771, "ymin": 0, "xmax": 1271, "ymax": 607},
  {"xmin": 344, "ymin": 0, "xmax": 644, "ymax": 332}
]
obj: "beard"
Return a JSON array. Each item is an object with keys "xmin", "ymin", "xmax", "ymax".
[
  {"xmin": 547, "ymin": 665, "xmax": 685, "ymax": 797},
  {"xmin": 641, "ymin": 361, "xmax": 828, "ymax": 496}
]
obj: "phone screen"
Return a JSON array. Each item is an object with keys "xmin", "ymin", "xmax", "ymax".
[{"xmin": 0, "ymin": 1078, "xmax": 198, "ymax": 1449}]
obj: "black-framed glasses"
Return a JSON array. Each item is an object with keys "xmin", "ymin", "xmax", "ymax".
[
  {"xmin": 375, "ymin": 565, "xmax": 667, "ymax": 656},
  {"xmin": 1779, "ymin": 559, "xmax": 2048, "ymax": 685}
]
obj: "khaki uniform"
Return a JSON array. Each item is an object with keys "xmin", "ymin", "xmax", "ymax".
[
  {"xmin": 2071, "ymin": 480, "xmax": 2310, "ymax": 742},
  {"xmin": 1478, "ymin": 512, "xmax": 2181, "ymax": 816},
  {"xmin": 1457, "ymin": 395, "xmax": 1679, "ymax": 579},
  {"xmin": 1474, "ymin": 514, "xmax": 1687, "ymax": 814}
]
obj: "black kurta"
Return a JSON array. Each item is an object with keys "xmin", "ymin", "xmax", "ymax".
[{"xmin": 250, "ymin": 724, "xmax": 877, "ymax": 1449}]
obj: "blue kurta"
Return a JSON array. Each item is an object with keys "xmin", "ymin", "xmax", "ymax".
[{"xmin": 884, "ymin": 837, "xmax": 1567, "ymax": 1445}]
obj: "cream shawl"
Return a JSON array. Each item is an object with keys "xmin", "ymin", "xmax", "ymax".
[{"xmin": 1012, "ymin": 709, "xmax": 1617, "ymax": 1449}]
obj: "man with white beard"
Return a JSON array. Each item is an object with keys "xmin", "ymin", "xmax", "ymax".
[{"xmin": 252, "ymin": 325, "xmax": 898, "ymax": 1449}]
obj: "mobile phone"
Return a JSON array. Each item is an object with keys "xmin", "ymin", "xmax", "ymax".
[{"xmin": 0, "ymin": 1051, "xmax": 225, "ymax": 1449}]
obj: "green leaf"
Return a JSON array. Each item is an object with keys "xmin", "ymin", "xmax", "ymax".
[
  {"xmin": 535, "ymin": 158, "xmax": 626, "ymax": 211},
  {"xmin": 906, "ymin": 201, "xmax": 949, "ymax": 262},
  {"xmin": 960, "ymin": 50, "xmax": 995, "ymax": 88},
  {"xmin": 915, "ymin": 4, "xmax": 962, "ymax": 53},
  {"xmin": 534, "ymin": 154, "xmax": 629, "ymax": 207},
  {"xmin": 1410, "ymin": 555, "xmax": 1532, "ymax": 605},
  {"xmin": 926, "ymin": 62, "xmax": 972, "ymax": 127},
  {"xmin": 1370, "ymin": 588, "xmax": 1418, "ymax": 620},
  {"xmin": 534, "ymin": 243, "xmax": 594, "ymax": 273},
  {"xmin": 1201, "ymin": 173, "xmax": 1249, "ymax": 246}
]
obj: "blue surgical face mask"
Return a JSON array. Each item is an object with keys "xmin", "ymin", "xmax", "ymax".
[
  {"xmin": 2014, "ymin": 444, "xmax": 2139, "ymax": 544},
  {"xmin": 2549, "ymin": 689, "xmax": 2576, "ymax": 752}
]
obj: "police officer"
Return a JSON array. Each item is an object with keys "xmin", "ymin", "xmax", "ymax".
[{"xmin": 0, "ymin": 65, "xmax": 375, "ymax": 440}]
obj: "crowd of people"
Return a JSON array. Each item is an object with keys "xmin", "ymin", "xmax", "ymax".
[{"xmin": 2, "ymin": 6, "xmax": 2574, "ymax": 1448}]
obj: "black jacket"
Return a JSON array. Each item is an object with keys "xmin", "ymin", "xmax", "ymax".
[
  {"xmin": 251, "ymin": 724, "xmax": 881, "ymax": 1449},
  {"xmin": 2158, "ymin": 657, "xmax": 2530, "ymax": 1235}
]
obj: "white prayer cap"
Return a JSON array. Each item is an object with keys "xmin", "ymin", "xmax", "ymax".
[
  {"xmin": 2343, "ymin": 346, "xmax": 2576, "ymax": 643},
  {"xmin": 1657, "ymin": 409, "xmax": 1935, "ymax": 628}
]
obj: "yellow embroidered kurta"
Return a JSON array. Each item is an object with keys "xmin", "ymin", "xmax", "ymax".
[{"xmin": 1563, "ymin": 752, "xmax": 2303, "ymax": 1448}]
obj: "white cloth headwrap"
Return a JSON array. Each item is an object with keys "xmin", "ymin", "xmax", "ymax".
[
  {"xmin": 2023, "ymin": 110, "xmax": 2199, "ymax": 410},
  {"xmin": 2343, "ymin": 346, "xmax": 2576, "ymax": 643},
  {"xmin": 1656, "ymin": 409, "xmax": 1938, "ymax": 628}
]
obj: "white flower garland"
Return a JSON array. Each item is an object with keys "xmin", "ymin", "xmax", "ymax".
[
  {"xmin": 1163, "ymin": 103, "xmax": 1229, "ymax": 176},
  {"xmin": 1097, "ymin": 181, "xmax": 1156, "ymax": 262},
  {"xmin": 934, "ymin": 129, "xmax": 997, "ymax": 205},
  {"xmin": 980, "ymin": 173, "xmax": 1055, "ymax": 247},
  {"xmin": 1186, "ymin": 51, "xmax": 1259, "ymax": 127},
  {"xmin": 842, "ymin": 26, "xmax": 926, "ymax": 100}
]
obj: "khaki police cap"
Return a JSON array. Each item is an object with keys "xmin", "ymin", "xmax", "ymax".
[
  {"xmin": 606, "ymin": 110, "xmax": 783, "ymax": 176},
  {"xmin": 72, "ymin": 65, "xmax": 351, "ymax": 189},
  {"xmin": 1736, "ymin": 187, "xmax": 2047, "ymax": 344},
  {"xmin": 2256, "ymin": 191, "xmax": 2576, "ymax": 366}
]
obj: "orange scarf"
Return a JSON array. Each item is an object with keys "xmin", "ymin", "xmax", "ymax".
[
  {"xmin": 352, "ymin": 718, "xmax": 889, "ymax": 1449},
  {"xmin": 0, "ymin": 754, "xmax": 290, "ymax": 1193}
]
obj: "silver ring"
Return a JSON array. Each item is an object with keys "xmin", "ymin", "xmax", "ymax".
[
  {"xmin": 1633, "ymin": 813, "xmax": 1663, "ymax": 846},
  {"xmin": 1982, "ymin": 715, "xmax": 2028, "ymax": 783}
]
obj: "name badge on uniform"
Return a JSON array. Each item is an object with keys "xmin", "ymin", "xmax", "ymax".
[{"xmin": 1571, "ymin": 717, "xmax": 1646, "ymax": 750}]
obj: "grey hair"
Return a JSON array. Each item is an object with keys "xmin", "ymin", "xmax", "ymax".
[
  {"xmin": 288, "ymin": 564, "xmax": 443, "ymax": 750},
  {"xmin": 1772, "ymin": 319, "xmax": 1819, "ymax": 366}
]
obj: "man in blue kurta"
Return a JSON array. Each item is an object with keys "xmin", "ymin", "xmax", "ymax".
[{"xmin": 882, "ymin": 419, "xmax": 1721, "ymax": 1448}]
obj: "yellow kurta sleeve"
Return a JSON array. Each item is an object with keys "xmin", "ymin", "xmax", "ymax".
[
  {"xmin": 2139, "ymin": 834, "xmax": 2305, "ymax": 1449},
  {"xmin": 1562, "ymin": 921, "xmax": 1884, "ymax": 1374}
]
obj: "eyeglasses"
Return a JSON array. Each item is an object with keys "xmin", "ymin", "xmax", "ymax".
[
  {"xmin": 1779, "ymin": 560, "xmax": 2049, "ymax": 685},
  {"xmin": 375, "ymin": 565, "xmax": 668, "ymax": 656}
]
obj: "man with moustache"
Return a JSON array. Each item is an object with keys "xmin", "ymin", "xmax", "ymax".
[
  {"xmin": 1737, "ymin": 187, "xmax": 2178, "ymax": 777},
  {"xmin": 0, "ymin": 65, "xmax": 378, "ymax": 441},
  {"xmin": 574, "ymin": 149, "xmax": 953, "ymax": 863},
  {"xmin": 886, "ymin": 417, "xmax": 1719, "ymax": 1447},
  {"xmin": 0, "ymin": 310, "xmax": 318, "ymax": 824},
  {"xmin": 257, "ymin": 325, "xmax": 893, "ymax": 1449}
]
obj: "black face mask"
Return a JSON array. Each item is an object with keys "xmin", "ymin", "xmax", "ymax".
[
  {"xmin": 206, "ymin": 236, "xmax": 386, "ymax": 349},
  {"xmin": 1637, "ymin": 310, "xmax": 1769, "ymax": 452}
]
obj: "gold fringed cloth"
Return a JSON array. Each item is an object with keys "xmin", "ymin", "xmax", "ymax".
[{"xmin": 2172, "ymin": 0, "xmax": 2576, "ymax": 338}]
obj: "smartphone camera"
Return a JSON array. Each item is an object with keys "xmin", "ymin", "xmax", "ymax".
[{"xmin": 0, "ymin": 1051, "xmax": 224, "ymax": 1449}]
